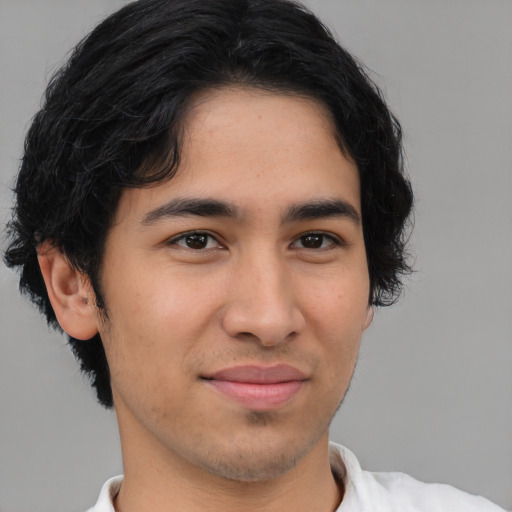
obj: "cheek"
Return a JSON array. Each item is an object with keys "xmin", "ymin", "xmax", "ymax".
[
  {"xmin": 303, "ymin": 276, "xmax": 367, "ymax": 371},
  {"xmin": 304, "ymin": 272, "xmax": 369, "ymax": 329},
  {"xmin": 99, "ymin": 265, "xmax": 222, "ymax": 380}
]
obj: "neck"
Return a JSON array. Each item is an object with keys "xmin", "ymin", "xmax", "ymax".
[{"xmin": 114, "ymin": 420, "xmax": 342, "ymax": 512}]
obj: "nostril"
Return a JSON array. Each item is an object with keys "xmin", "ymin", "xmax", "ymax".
[
  {"xmin": 221, "ymin": 293, "xmax": 306, "ymax": 346},
  {"xmin": 234, "ymin": 331, "xmax": 260, "ymax": 342}
]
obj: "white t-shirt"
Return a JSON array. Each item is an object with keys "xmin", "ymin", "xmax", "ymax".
[{"xmin": 86, "ymin": 443, "xmax": 506, "ymax": 511}]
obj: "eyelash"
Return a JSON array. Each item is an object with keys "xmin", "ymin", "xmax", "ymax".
[
  {"xmin": 290, "ymin": 232, "xmax": 342, "ymax": 250},
  {"xmin": 168, "ymin": 230, "xmax": 342, "ymax": 251},
  {"xmin": 168, "ymin": 231, "xmax": 223, "ymax": 250}
]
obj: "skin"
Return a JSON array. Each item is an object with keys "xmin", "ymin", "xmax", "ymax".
[{"xmin": 39, "ymin": 87, "xmax": 372, "ymax": 512}]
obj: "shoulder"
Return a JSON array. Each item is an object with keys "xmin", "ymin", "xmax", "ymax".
[
  {"xmin": 329, "ymin": 442, "xmax": 506, "ymax": 512},
  {"xmin": 85, "ymin": 475, "xmax": 123, "ymax": 512},
  {"xmin": 371, "ymin": 470, "xmax": 505, "ymax": 512}
]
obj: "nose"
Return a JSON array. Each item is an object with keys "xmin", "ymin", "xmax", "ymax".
[{"xmin": 222, "ymin": 250, "xmax": 306, "ymax": 346}]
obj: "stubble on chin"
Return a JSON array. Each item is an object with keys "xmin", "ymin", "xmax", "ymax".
[{"xmin": 193, "ymin": 410, "xmax": 332, "ymax": 483}]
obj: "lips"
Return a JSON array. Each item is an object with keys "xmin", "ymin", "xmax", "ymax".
[
  {"xmin": 208, "ymin": 364, "xmax": 306, "ymax": 383},
  {"xmin": 204, "ymin": 365, "xmax": 306, "ymax": 410}
]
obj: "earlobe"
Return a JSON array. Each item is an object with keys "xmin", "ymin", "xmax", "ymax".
[
  {"xmin": 37, "ymin": 241, "xmax": 99, "ymax": 340},
  {"xmin": 363, "ymin": 306, "xmax": 374, "ymax": 331}
]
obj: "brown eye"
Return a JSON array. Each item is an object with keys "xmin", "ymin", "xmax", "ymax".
[
  {"xmin": 301, "ymin": 234, "xmax": 324, "ymax": 249},
  {"xmin": 185, "ymin": 234, "xmax": 208, "ymax": 249},
  {"xmin": 170, "ymin": 231, "xmax": 223, "ymax": 250},
  {"xmin": 291, "ymin": 232, "xmax": 339, "ymax": 250}
]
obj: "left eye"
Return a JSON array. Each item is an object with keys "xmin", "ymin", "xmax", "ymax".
[
  {"xmin": 291, "ymin": 233, "xmax": 339, "ymax": 249},
  {"xmin": 171, "ymin": 232, "xmax": 222, "ymax": 250}
]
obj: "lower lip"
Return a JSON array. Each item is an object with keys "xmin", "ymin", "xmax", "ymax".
[{"xmin": 207, "ymin": 380, "xmax": 303, "ymax": 410}]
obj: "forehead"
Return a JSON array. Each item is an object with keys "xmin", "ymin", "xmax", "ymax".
[
  {"xmin": 114, "ymin": 87, "xmax": 360, "ymax": 223},
  {"xmin": 184, "ymin": 86, "xmax": 340, "ymax": 150},
  {"xmin": 181, "ymin": 87, "xmax": 345, "ymax": 174}
]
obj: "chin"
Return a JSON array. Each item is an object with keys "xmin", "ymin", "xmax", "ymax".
[
  {"xmin": 195, "ymin": 427, "xmax": 319, "ymax": 483},
  {"xmin": 201, "ymin": 449, "xmax": 303, "ymax": 483}
]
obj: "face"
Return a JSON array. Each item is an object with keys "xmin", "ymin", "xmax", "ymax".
[{"xmin": 94, "ymin": 88, "xmax": 371, "ymax": 482}]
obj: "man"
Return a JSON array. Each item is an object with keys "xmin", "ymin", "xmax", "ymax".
[{"xmin": 3, "ymin": 0, "xmax": 506, "ymax": 510}]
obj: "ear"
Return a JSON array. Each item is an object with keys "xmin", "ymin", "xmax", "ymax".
[
  {"xmin": 37, "ymin": 241, "xmax": 99, "ymax": 340},
  {"xmin": 363, "ymin": 305, "xmax": 374, "ymax": 331}
]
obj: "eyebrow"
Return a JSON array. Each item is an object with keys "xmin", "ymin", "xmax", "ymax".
[
  {"xmin": 283, "ymin": 198, "xmax": 360, "ymax": 224},
  {"xmin": 142, "ymin": 197, "xmax": 240, "ymax": 225},
  {"xmin": 141, "ymin": 196, "xmax": 360, "ymax": 226}
]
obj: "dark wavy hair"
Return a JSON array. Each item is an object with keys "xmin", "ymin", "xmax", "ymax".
[{"xmin": 4, "ymin": 0, "xmax": 413, "ymax": 407}]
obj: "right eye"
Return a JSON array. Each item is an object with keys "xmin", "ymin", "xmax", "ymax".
[{"xmin": 168, "ymin": 231, "xmax": 224, "ymax": 250}]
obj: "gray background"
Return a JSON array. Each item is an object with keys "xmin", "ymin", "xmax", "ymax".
[{"xmin": 1, "ymin": 1, "xmax": 511, "ymax": 510}]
